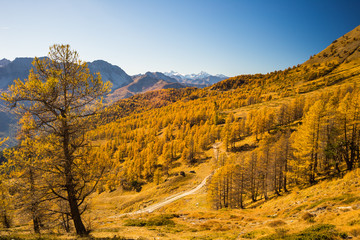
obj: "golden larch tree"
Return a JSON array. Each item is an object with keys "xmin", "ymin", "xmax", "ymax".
[{"xmin": 1, "ymin": 44, "xmax": 111, "ymax": 235}]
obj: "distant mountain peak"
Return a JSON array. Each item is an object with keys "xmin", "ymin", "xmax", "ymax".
[
  {"xmin": 0, "ymin": 58, "xmax": 11, "ymax": 68},
  {"xmin": 107, "ymin": 71, "xmax": 186, "ymax": 101},
  {"xmin": 164, "ymin": 71, "xmax": 228, "ymax": 87},
  {"xmin": 143, "ymin": 72, "xmax": 178, "ymax": 83},
  {"xmin": 184, "ymin": 71, "xmax": 211, "ymax": 79},
  {"xmin": 199, "ymin": 71, "xmax": 210, "ymax": 76},
  {"xmin": 0, "ymin": 58, "xmax": 133, "ymax": 91},
  {"xmin": 87, "ymin": 60, "xmax": 133, "ymax": 90},
  {"xmin": 167, "ymin": 70, "xmax": 180, "ymax": 75},
  {"xmin": 215, "ymin": 74, "xmax": 228, "ymax": 79}
]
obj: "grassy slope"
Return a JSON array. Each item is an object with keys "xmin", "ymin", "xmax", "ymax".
[
  {"xmin": 86, "ymin": 169, "xmax": 360, "ymax": 240},
  {"xmin": 86, "ymin": 26, "xmax": 360, "ymax": 239},
  {"xmin": 87, "ymin": 75, "xmax": 360, "ymax": 240},
  {"xmin": 5, "ymin": 66, "xmax": 359, "ymax": 240},
  {"xmin": 3, "ymin": 26, "xmax": 360, "ymax": 240}
]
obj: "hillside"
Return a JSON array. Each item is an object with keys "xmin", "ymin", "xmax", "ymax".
[
  {"xmin": 305, "ymin": 25, "xmax": 360, "ymax": 65},
  {"xmin": 1, "ymin": 26, "xmax": 360, "ymax": 240},
  {"xmin": 87, "ymin": 169, "xmax": 360, "ymax": 239},
  {"xmin": 83, "ymin": 24, "xmax": 360, "ymax": 239},
  {"xmin": 210, "ymin": 25, "xmax": 360, "ymax": 93},
  {"xmin": 107, "ymin": 72, "xmax": 187, "ymax": 101},
  {"xmin": 0, "ymin": 61, "xmax": 192, "ymax": 141}
]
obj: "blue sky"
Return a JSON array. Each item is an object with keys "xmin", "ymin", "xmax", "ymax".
[{"xmin": 0, "ymin": 0, "xmax": 359, "ymax": 76}]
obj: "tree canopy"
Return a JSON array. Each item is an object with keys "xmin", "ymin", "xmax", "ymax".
[{"xmin": 1, "ymin": 44, "xmax": 111, "ymax": 235}]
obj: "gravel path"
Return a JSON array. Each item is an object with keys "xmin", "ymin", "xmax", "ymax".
[
  {"xmin": 110, "ymin": 143, "xmax": 222, "ymax": 219},
  {"xmin": 110, "ymin": 173, "xmax": 212, "ymax": 218}
]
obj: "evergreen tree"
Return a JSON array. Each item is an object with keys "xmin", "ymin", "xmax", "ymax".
[{"xmin": 1, "ymin": 44, "xmax": 111, "ymax": 235}]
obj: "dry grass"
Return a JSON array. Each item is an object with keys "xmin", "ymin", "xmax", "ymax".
[
  {"xmin": 86, "ymin": 167, "xmax": 360, "ymax": 239},
  {"xmin": 84, "ymin": 56, "xmax": 360, "ymax": 239},
  {"xmin": 5, "ymin": 56, "xmax": 360, "ymax": 239}
]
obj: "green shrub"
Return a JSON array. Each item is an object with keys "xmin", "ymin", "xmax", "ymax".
[
  {"xmin": 301, "ymin": 212, "xmax": 315, "ymax": 222},
  {"xmin": 293, "ymin": 204, "xmax": 308, "ymax": 213},
  {"xmin": 341, "ymin": 196, "xmax": 360, "ymax": 204},
  {"xmin": 123, "ymin": 214, "xmax": 175, "ymax": 227},
  {"xmin": 123, "ymin": 218, "xmax": 147, "ymax": 226},
  {"xmin": 146, "ymin": 214, "xmax": 175, "ymax": 226},
  {"xmin": 260, "ymin": 224, "xmax": 347, "ymax": 240},
  {"xmin": 242, "ymin": 230, "xmax": 266, "ymax": 239}
]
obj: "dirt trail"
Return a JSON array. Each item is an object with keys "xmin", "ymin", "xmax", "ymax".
[
  {"xmin": 110, "ymin": 143, "xmax": 222, "ymax": 219},
  {"xmin": 110, "ymin": 173, "xmax": 212, "ymax": 218}
]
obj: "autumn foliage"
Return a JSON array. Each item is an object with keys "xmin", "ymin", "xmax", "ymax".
[{"xmin": 0, "ymin": 34, "xmax": 360, "ymax": 236}]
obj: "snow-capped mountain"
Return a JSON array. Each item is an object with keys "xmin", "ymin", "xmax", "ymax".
[
  {"xmin": 165, "ymin": 71, "xmax": 211, "ymax": 80},
  {"xmin": 184, "ymin": 71, "xmax": 211, "ymax": 80},
  {"xmin": 215, "ymin": 74, "xmax": 228, "ymax": 79},
  {"xmin": 164, "ymin": 71, "xmax": 228, "ymax": 87}
]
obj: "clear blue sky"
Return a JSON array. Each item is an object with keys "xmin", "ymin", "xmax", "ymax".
[{"xmin": 1, "ymin": 0, "xmax": 359, "ymax": 76}]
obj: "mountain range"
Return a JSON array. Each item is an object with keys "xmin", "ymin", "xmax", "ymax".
[
  {"xmin": 0, "ymin": 57, "xmax": 228, "ymax": 140},
  {"xmin": 164, "ymin": 71, "xmax": 228, "ymax": 86},
  {"xmin": 107, "ymin": 72, "xmax": 186, "ymax": 101},
  {"xmin": 0, "ymin": 58, "xmax": 134, "ymax": 92},
  {"xmin": 0, "ymin": 58, "xmax": 228, "ymax": 97}
]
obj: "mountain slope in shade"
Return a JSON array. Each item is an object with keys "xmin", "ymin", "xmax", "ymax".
[
  {"xmin": 0, "ymin": 58, "xmax": 10, "ymax": 67},
  {"xmin": 107, "ymin": 72, "xmax": 187, "ymax": 101},
  {"xmin": 0, "ymin": 58, "xmax": 133, "ymax": 143},
  {"xmin": 0, "ymin": 58, "xmax": 133, "ymax": 91},
  {"xmin": 87, "ymin": 60, "xmax": 133, "ymax": 90},
  {"xmin": 164, "ymin": 71, "xmax": 228, "ymax": 87},
  {"xmin": 0, "ymin": 58, "xmax": 34, "ymax": 89}
]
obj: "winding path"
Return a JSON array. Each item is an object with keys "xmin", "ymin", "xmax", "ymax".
[
  {"xmin": 110, "ymin": 173, "xmax": 212, "ymax": 218},
  {"xmin": 109, "ymin": 143, "xmax": 222, "ymax": 218}
]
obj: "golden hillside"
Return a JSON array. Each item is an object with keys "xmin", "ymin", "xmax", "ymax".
[
  {"xmin": 1, "ymin": 26, "xmax": 360, "ymax": 240},
  {"xmin": 305, "ymin": 25, "xmax": 360, "ymax": 65}
]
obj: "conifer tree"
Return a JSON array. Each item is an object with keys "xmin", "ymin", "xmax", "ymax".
[
  {"xmin": 1, "ymin": 44, "xmax": 111, "ymax": 235},
  {"xmin": 258, "ymin": 133, "xmax": 273, "ymax": 200},
  {"xmin": 0, "ymin": 138, "xmax": 11, "ymax": 229},
  {"xmin": 337, "ymin": 92, "xmax": 360, "ymax": 171},
  {"xmin": 4, "ymin": 114, "xmax": 46, "ymax": 233},
  {"xmin": 292, "ymin": 100, "xmax": 325, "ymax": 184}
]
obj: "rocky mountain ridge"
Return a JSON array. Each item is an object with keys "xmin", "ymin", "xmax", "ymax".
[
  {"xmin": 0, "ymin": 58, "xmax": 10, "ymax": 67},
  {"xmin": 0, "ymin": 58, "xmax": 134, "ymax": 91},
  {"xmin": 164, "ymin": 70, "xmax": 228, "ymax": 86},
  {"xmin": 107, "ymin": 71, "xmax": 186, "ymax": 101},
  {"xmin": 0, "ymin": 58, "xmax": 229, "ymax": 93}
]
